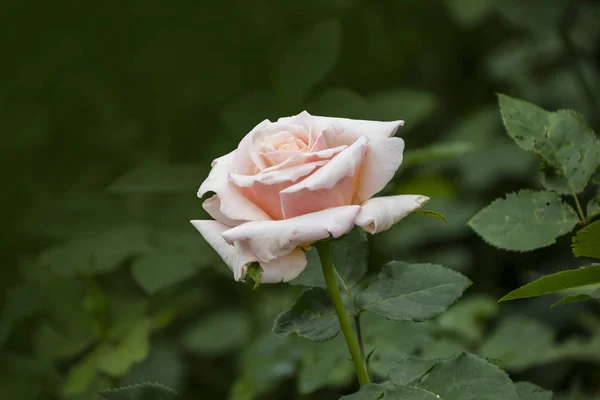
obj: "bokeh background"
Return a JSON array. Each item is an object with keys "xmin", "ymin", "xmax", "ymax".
[{"xmin": 2, "ymin": 0, "xmax": 600, "ymax": 399}]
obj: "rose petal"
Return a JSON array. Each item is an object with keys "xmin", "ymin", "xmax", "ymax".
[
  {"xmin": 233, "ymin": 119, "xmax": 271, "ymax": 174},
  {"xmin": 355, "ymin": 195, "xmax": 430, "ymax": 234},
  {"xmin": 280, "ymin": 136, "xmax": 368, "ymax": 218},
  {"xmin": 261, "ymin": 248, "xmax": 307, "ymax": 283},
  {"xmin": 313, "ymin": 115, "xmax": 404, "ymax": 147},
  {"xmin": 191, "ymin": 220, "xmax": 307, "ymax": 283},
  {"xmin": 231, "ymin": 160, "xmax": 329, "ymax": 187},
  {"xmin": 229, "ymin": 161, "xmax": 328, "ymax": 220},
  {"xmin": 354, "ymin": 136, "xmax": 405, "ymax": 203},
  {"xmin": 202, "ymin": 195, "xmax": 243, "ymax": 227},
  {"xmin": 198, "ymin": 151, "xmax": 271, "ymax": 222},
  {"xmin": 260, "ymin": 144, "xmax": 346, "ymax": 171},
  {"xmin": 222, "ymin": 205, "xmax": 360, "ymax": 262},
  {"xmin": 191, "ymin": 220, "xmax": 255, "ymax": 281}
]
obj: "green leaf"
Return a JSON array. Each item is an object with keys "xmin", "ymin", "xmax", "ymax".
[
  {"xmin": 131, "ymin": 251, "xmax": 199, "ymax": 295},
  {"xmin": 468, "ymin": 190, "xmax": 579, "ymax": 251},
  {"xmin": 122, "ymin": 344, "xmax": 183, "ymax": 392},
  {"xmin": 498, "ymin": 94, "xmax": 551, "ymax": 151},
  {"xmin": 436, "ymin": 294, "xmax": 499, "ymax": 342},
  {"xmin": 182, "ymin": 310, "xmax": 251, "ymax": 356},
  {"xmin": 445, "ymin": 0, "xmax": 492, "ymax": 27},
  {"xmin": 99, "ymin": 383, "xmax": 178, "ymax": 400},
  {"xmin": 230, "ymin": 333, "xmax": 301, "ymax": 400},
  {"xmin": 357, "ymin": 261, "xmax": 471, "ymax": 321},
  {"xmin": 362, "ymin": 314, "xmax": 432, "ymax": 378},
  {"xmin": 500, "ymin": 265, "xmax": 600, "ymax": 301},
  {"xmin": 245, "ymin": 262, "xmax": 263, "ymax": 290},
  {"xmin": 275, "ymin": 19, "xmax": 342, "ymax": 106},
  {"xmin": 107, "ymin": 164, "xmax": 206, "ymax": 193},
  {"xmin": 480, "ymin": 316, "xmax": 554, "ymax": 371},
  {"xmin": 273, "ymin": 288, "xmax": 340, "ymax": 342},
  {"xmin": 586, "ymin": 195, "xmax": 600, "ymax": 220},
  {"xmin": 63, "ymin": 349, "xmax": 102, "ymax": 396},
  {"xmin": 498, "ymin": 94, "xmax": 600, "ymax": 193},
  {"xmin": 97, "ymin": 318, "xmax": 153, "ymax": 377},
  {"xmin": 39, "ymin": 224, "xmax": 152, "ymax": 277},
  {"xmin": 388, "ymin": 358, "xmax": 438, "ymax": 385},
  {"xmin": 299, "ymin": 336, "xmax": 354, "ymax": 394},
  {"xmin": 292, "ymin": 227, "xmax": 369, "ymax": 289},
  {"xmin": 515, "ymin": 382, "xmax": 552, "ymax": 400},
  {"xmin": 539, "ymin": 111, "xmax": 600, "ymax": 193},
  {"xmin": 492, "ymin": 0, "xmax": 569, "ymax": 34},
  {"xmin": 339, "ymin": 383, "xmax": 387, "ymax": 400},
  {"xmin": 0, "ymin": 282, "xmax": 43, "ymax": 348},
  {"xmin": 416, "ymin": 353, "xmax": 520, "ymax": 400},
  {"xmin": 551, "ymin": 290, "xmax": 600, "ymax": 307},
  {"xmin": 572, "ymin": 220, "xmax": 600, "ymax": 260},
  {"xmin": 414, "ymin": 209, "xmax": 448, "ymax": 222},
  {"xmin": 343, "ymin": 384, "xmax": 445, "ymax": 400},
  {"xmin": 402, "ymin": 142, "xmax": 475, "ymax": 168}
]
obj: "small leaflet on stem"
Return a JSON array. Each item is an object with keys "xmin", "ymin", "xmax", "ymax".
[{"xmin": 245, "ymin": 262, "xmax": 263, "ymax": 290}]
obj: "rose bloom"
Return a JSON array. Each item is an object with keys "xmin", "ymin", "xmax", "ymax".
[{"xmin": 192, "ymin": 111, "xmax": 428, "ymax": 283}]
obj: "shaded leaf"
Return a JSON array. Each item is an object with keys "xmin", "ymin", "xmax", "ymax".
[
  {"xmin": 446, "ymin": 0, "xmax": 492, "ymax": 27},
  {"xmin": 389, "ymin": 358, "xmax": 438, "ymax": 385},
  {"xmin": 98, "ymin": 318, "xmax": 153, "ymax": 376},
  {"xmin": 292, "ymin": 227, "xmax": 369, "ymax": 289},
  {"xmin": 586, "ymin": 195, "xmax": 600, "ymax": 220},
  {"xmin": 500, "ymin": 265, "xmax": 600, "ymax": 301},
  {"xmin": 552, "ymin": 290, "xmax": 600, "ymax": 307},
  {"xmin": 0, "ymin": 282, "xmax": 43, "ymax": 348},
  {"xmin": 362, "ymin": 314, "xmax": 433, "ymax": 378},
  {"xmin": 340, "ymin": 383, "xmax": 387, "ymax": 400},
  {"xmin": 122, "ymin": 344, "xmax": 184, "ymax": 392},
  {"xmin": 469, "ymin": 190, "xmax": 579, "ymax": 251},
  {"xmin": 480, "ymin": 316, "xmax": 554, "ymax": 371},
  {"xmin": 515, "ymin": 382, "xmax": 553, "ymax": 400},
  {"xmin": 39, "ymin": 224, "xmax": 152, "ymax": 277},
  {"xmin": 99, "ymin": 382, "xmax": 177, "ymax": 400},
  {"xmin": 273, "ymin": 288, "xmax": 340, "ymax": 342},
  {"xmin": 492, "ymin": 0, "xmax": 569, "ymax": 34},
  {"xmin": 572, "ymin": 220, "xmax": 600, "ymax": 260},
  {"xmin": 63, "ymin": 349, "xmax": 102, "ymax": 396},
  {"xmin": 182, "ymin": 310, "xmax": 251, "ymax": 356},
  {"xmin": 131, "ymin": 251, "xmax": 199, "ymax": 295},
  {"xmin": 436, "ymin": 294, "xmax": 499, "ymax": 341},
  {"xmin": 357, "ymin": 262, "xmax": 471, "ymax": 321},
  {"xmin": 299, "ymin": 336, "xmax": 354, "ymax": 394}
]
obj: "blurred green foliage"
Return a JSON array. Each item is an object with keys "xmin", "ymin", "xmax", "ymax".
[{"xmin": 1, "ymin": 0, "xmax": 600, "ymax": 399}]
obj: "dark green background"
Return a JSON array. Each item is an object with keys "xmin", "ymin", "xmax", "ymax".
[{"xmin": 2, "ymin": 0, "xmax": 600, "ymax": 399}]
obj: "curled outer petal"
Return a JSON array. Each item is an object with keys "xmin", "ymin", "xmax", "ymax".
[
  {"xmin": 355, "ymin": 195, "xmax": 430, "ymax": 234},
  {"xmin": 222, "ymin": 206, "xmax": 360, "ymax": 262},
  {"xmin": 198, "ymin": 151, "xmax": 271, "ymax": 222},
  {"xmin": 190, "ymin": 220, "xmax": 307, "ymax": 283}
]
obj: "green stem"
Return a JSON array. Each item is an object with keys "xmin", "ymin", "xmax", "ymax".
[
  {"xmin": 315, "ymin": 241, "xmax": 370, "ymax": 387},
  {"xmin": 570, "ymin": 183, "xmax": 586, "ymax": 224}
]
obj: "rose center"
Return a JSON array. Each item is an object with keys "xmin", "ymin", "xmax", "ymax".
[{"xmin": 261, "ymin": 131, "xmax": 308, "ymax": 153}]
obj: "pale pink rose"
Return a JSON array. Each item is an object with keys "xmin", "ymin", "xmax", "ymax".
[{"xmin": 191, "ymin": 111, "xmax": 428, "ymax": 283}]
